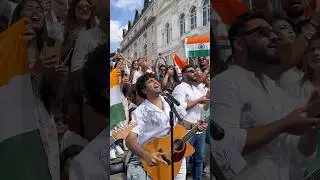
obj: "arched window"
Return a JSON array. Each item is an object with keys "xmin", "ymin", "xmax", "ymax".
[
  {"xmin": 165, "ymin": 23, "xmax": 170, "ymax": 44},
  {"xmin": 180, "ymin": 13, "xmax": 185, "ymax": 36},
  {"xmin": 190, "ymin": 6, "xmax": 197, "ymax": 30},
  {"xmin": 144, "ymin": 44, "xmax": 147, "ymax": 56},
  {"xmin": 203, "ymin": 0, "xmax": 210, "ymax": 26}
]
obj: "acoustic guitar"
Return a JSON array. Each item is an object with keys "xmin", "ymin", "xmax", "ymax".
[{"xmin": 140, "ymin": 116, "xmax": 210, "ymax": 180}]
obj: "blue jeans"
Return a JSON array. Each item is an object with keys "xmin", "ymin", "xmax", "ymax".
[
  {"xmin": 126, "ymin": 156, "xmax": 151, "ymax": 180},
  {"xmin": 188, "ymin": 133, "xmax": 206, "ymax": 180}
]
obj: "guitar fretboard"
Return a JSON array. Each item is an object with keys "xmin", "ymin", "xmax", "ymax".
[
  {"xmin": 181, "ymin": 117, "xmax": 210, "ymax": 143},
  {"xmin": 304, "ymin": 168, "xmax": 320, "ymax": 180}
]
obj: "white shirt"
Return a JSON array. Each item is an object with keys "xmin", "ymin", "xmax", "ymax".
[
  {"xmin": 70, "ymin": 27, "xmax": 107, "ymax": 72},
  {"xmin": 172, "ymin": 82, "xmax": 204, "ymax": 124},
  {"xmin": 69, "ymin": 127, "xmax": 109, "ymax": 180},
  {"xmin": 130, "ymin": 96, "xmax": 187, "ymax": 179},
  {"xmin": 59, "ymin": 130, "xmax": 89, "ymax": 153},
  {"xmin": 278, "ymin": 69, "xmax": 318, "ymax": 180},
  {"xmin": 278, "ymin": 69, "xmax": 316, "ymax": 105},
  {"xmin": 131, "ymin": 96, "xmax": 181, "ymax": 145},
  {"xmin": 131, "ymin": 70, "xmax": 144, "ymax": 84},
  {"xmin": 210, "ymin": 65, "xmax": 315, "ymax": 180}
]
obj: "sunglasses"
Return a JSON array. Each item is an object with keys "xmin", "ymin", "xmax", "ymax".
[{"xmin": 237, "ymin": 26, "xmax": 276, "ymax": 38}]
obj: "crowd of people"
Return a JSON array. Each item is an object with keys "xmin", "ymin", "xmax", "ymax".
[
  {"xmin": 211, "ymin": 0, "xmax": 320, "ymax": 179},
  {"xmin": 1, "ymin": 0, "xmax": 108, "ymax": 179},
  {"xmin": 110, "ymin": 54, "xmax": 211, "ymax": 179}
]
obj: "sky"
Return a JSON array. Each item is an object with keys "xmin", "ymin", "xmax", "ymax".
[{"xmin": 110, "ymin": 0, "xmax": 144, "ymax": 53}]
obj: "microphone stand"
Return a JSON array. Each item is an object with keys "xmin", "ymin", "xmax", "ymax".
[{"xmin": 164, "ymin": 96, "xmax": 175, "ymax": 180}]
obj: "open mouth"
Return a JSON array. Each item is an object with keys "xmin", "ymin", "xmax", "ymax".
[
  {"xmin": 289, "ymin": 1, "xmax": 302, "ymax": 9},
  {"xmin": 30, "ymin": 13, "xmax": 41, "ymax": 24}
]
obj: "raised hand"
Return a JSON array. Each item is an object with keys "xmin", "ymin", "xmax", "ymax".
[
  {"xmin": 39, "ymin": 42, "xmax": 59, "ymax": 69},
  {"xmin": 280, "ymin": 107, "xmax": 320, "ymax": 135}
]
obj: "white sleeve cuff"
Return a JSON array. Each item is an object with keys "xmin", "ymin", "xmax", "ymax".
[{"xmin": 211, "ymin": 128, "xmax": 247, "ymax": 175}]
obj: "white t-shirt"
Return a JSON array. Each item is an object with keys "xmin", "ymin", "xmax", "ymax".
[
  {"xmin": 131, "ymin": 70, "xmax": 144, "ymax": 84},
  {"xmin": 69, "ymin": 127, "xmax": 109, "ymax": 180},
  {"xmin": 210, "ymin": 65, "xmax": 316, "ymax": 180},
  {"xmin": 172, "ymin": 82, "xmax": 204, "ymax": 124},
  {"xmin": 71, "ymin": 27, "xmax": 107, "ymax": 72}
]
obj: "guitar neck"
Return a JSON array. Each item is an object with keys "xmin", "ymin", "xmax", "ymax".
[
  {"xmin": 181, "ymin": 117, "xmax": 209, "ymax": 143},
  {"xmin": 304, "ymin": 168, "xmax": 320, "ymax": 180}
]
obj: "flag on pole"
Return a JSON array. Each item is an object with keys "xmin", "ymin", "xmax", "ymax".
[
  {"xmin": 110, "ymin": 68, "xmax": 126, "ymax": 128},
  {"xmin": 185, "ymin": 36, "xmax": 210, "ymax": 58},
  {"xmin": 0, "ymin": 18, "xmax": 51, "ymax": 180},
  {"xmin": 172, "ymin": 53, "xmax": 187, "ymax": 69}
]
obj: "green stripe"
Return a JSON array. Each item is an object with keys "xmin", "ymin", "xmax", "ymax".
[
  {"xmin": 110, "ymin": 103, "xmax": 126, "ymax": 128},
  {"xmin": 0, "ymin": 130, "xmax": 51, "ymax": 180},
  {"xmin": 186, "ymin": 50, "xmax": 210, "ymax": 57}
]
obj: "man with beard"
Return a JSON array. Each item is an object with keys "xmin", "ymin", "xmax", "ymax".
[
  {"xmin": 211, "ymin": 11, "xmax": 320, "ymax": 180},
  {"xmin": 284, "ymin": 0, "xmax": 318, "ymax": 38},
  {"xmin": 172, "ymin": 65, "xmax": 210, "ymax": 180}
]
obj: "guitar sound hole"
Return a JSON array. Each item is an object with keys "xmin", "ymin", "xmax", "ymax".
[{"xmin": 173, "ymin": 139, "xmax": 184, "ymax": 151}]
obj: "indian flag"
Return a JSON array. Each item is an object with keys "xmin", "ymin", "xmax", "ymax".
[
  {"xmin": 110, "ymin": 68, "xmax": 126, "ymax": 128},
  {"xmin": 185, "ymin": 36, "xmax": 210, "ymax": 58},
  {"xmin": 0, "ymin": 19, "xmax": 51, "ymax": 179}
]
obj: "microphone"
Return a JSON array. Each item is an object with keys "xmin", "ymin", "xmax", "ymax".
[
  {"xmin": 161, "ymin": 92, "xmax": 180, "ymax": 106},
  {"xmin": 210, "ymin": 121, "xmax": 225, "ymax": 141}
]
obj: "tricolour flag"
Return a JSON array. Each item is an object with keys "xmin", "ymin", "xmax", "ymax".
[
  {"xmin": 0, "ymin": 19, "xmax": 51, "ymax": 179},
  {"xmin": 172, "ymin": 53, "xmax": 187, "ymax": 70},
  {"xmin": 110, "ymin": 68, "xmax": 126, "ymax": 128},
  {"xmin": 185, "ymin": 36, "xmax": 210, "ymax": 58}
]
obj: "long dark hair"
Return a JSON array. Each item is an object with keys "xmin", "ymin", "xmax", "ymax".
[
  {"xmin": 11, "ymin": 0, "xmax": 54, "ymax": 112},
  {"xmin": 166, "ymin": 65, "xmax": 180, "ymax": 83},
  {"xmin": 64, "ymin": 0, "xmax": 94, "ymax": 38},
  {"xmin": 11, "ymin": 0, "xmax": 46, "ymax": 51}
]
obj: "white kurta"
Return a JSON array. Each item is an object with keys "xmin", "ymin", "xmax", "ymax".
[
  {"xmin": 210, "ymin": 65, "xmax": 315, "ymax": 180},
  {"xmin": 172, "ymin": 82, "xmax": 204, "ymax": 124},
  {"xmin": 278, "ymin": 68, "xmax": 318, "ymax": 180}
]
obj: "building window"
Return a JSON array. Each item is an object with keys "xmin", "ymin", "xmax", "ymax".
[
  {"xmin": 162, "ymin": 32, "xmax": 165, "ymax": 45},
  {"xmin": 180, "ymin": 13, "xmax": 185, "ymax": 36},
  {"xmin": 165, "ymin": 23, "xmax": 170, "ymax": 44},
  {"xmin": 190, "ymin": 6, "xmax": 197, "ymax": 30},
  {"xmin": 134, "ymin": 52, "xmax": 137, "ymax": 59},
  {"xmin": 203, "ymin": 0, "xmax": 210, "ymax": 26},
  {"xmin": 144, "ymin": 44, "xmax": 147, "ymax": 56}
]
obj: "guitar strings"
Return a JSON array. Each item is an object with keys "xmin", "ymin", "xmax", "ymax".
[{"xmin": 305, "ymin": 168, "xmax": 320, "ymax": 180}]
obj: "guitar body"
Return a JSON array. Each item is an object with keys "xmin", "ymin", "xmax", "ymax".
[{"xmin": 141, "ymin": 124, "xmax": 195, "ymax": 180}]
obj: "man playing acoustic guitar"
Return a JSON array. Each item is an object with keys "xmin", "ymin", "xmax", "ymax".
[{"xmin": 125, "ymin": 73, "xmax": 208, "ymax": 180}]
